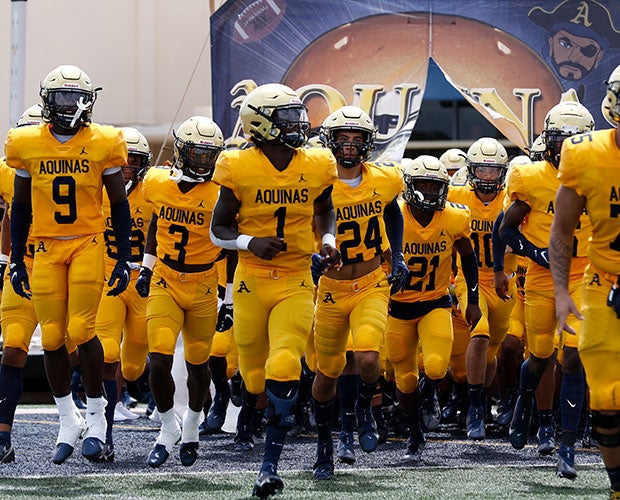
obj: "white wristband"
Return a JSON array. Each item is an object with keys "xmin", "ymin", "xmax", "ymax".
[
  {"xmin": 236, "ymin": 234, "xmax": 254, "ymax": 251},
  {"xmin": 0, "ymin": 254, "xmax": 9, "ymax": 265},
  {"xmin": 142, "ymin": 253, "xmax": 157, "ymax": 271},
  {"xmin": 321, "ymin": 233, "xmax": 336, "ymax": 248},
  {"xmin": 224, "ymin": 283, "xmax": 234, "ymax": 304}
]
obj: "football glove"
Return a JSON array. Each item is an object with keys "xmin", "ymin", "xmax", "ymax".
[
  {"xmin": 311, "ymin": 253, "xmax": 328, "ymax": 286},
  {"xmin": 608, "ymin": 284, "xmax": 620, "ymax": 319},
  {"xmin": 388, "ymin": 252, "xmax": 409, "ymax": 295},
  {"xmin": 9, "ymin": 261, "xmax": 31, "ymax": 299},
  {"xmin": 107, "ymin": 260, "xmax": 131, "ymax": 296},
  {"xmin": 135, "ymin": 266, "xmax": 153, "ymax": 298},
  {"xmin": 216, "ymin": 303, "xmax": 233, "ymax": 332}
]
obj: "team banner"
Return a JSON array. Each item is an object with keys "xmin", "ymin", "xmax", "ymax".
[{"xmin": 211, "ymin": 0, "xmax": 620, "ymax": 160}]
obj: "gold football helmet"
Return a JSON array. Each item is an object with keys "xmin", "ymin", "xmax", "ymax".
[
  {"xmin": 240, "ymin": 83, "xmax": 309, "ymax": 148},
  {"xmin": 320, "ymin": 105, "xmax": 376, "ymax": 168},
  {"xmin": 402, "ymin": 155, "xmax": 450, "ymax": 211},
  {"xmin": 439, "ymin": 148, "xmax": 467, "ymax": 174},
  {"xmin": 172, "ymin": 116, "xmax": 224, "ymax": 182},
  {"xmin": 121, "ymin": 127, "xmax": 151, "ymax": 191},
  {"xmin": 542, "ymin": 101, "xmax": 594, "ymax": 167},
  {"xmin": 466, "ymin": 138, "xmax": 508, "ymax": 194},
  {"xmin": 16, "ymin": 104, "xmax": 43, "ymax": 127},
  {"xmin": 39, "ymin": 65, "xmax": 99, "ymax": 129},
  {"xmin": 602, "ymin": 64, "xmax": 620, "ymax": 127}
]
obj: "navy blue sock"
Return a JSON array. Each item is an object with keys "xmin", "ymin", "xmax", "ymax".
[
  {"xmin": 560, "ymin": 371, "xmax": 585, "ymax": 438},
  {"xmin": 519, "ymin": 358, "xmax": 541, "ymax": 395},
  {"xmin": 0, "ymin": 365, "xmax": 23, "ymax": 428},
  {"xmin": 103, "ymin": 379, "xmax": 118, "ymax": 444},
  {"xmin": 357, "ymin": 377, "xmax": 378, "ymax": 411},
  {"xmin": 468, "ymin": 383, "xmax": 483, "ymax": 408},
  {"xmin": 338, "ymin": 375, "xmax": 357, "ymax": 431},
  {"xmin": 262, "ymin": 423, "xmax": 288, "ymax": 470},
  {"xmin": 0, "ymin": 431, "xmax": 11, "ymax": 446},
  {"xmin": 538, "ymin": 409, "xmax": 554, "ymax": 429},
  {"xmin": 313, "ymin": 398, "xmax": 333, "ymax": 442},
  {"xmin": 607, "ymin": 464, "xmax": 620, "ymax": 492}
]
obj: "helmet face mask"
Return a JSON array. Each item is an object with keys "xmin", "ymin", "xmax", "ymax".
[
  {"xmin": 240, "ymin": 84, "xmax": 310, "ymax": 149},
  {"xmin": 40, "ymin": 65, "xmax": 97, "ymax": 130},
  {"xmin": 403, "ymin": 155, "xmax": 450, "ymax": 211},
  {"xmin": 121, "ymin": 127, "xmax": 151, "ymax": 192},
  {"xmin": 466, "ymin": 138, "xmax": 508, "ymax": 194},
  {"xmin": 172, "ymin": 116, "xmax": 224, "ymax": 183},
  {"xmin": 321, "ymin": 106, "xmax": 376, "ymax": 168}
]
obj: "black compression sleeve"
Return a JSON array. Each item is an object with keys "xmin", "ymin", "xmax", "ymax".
[
  {"xmin": 110, "ymin": 199, "xmax": 132, "ymax": 262},
  {"xmin": 10, "ymin": 201, "xmax": 31, "ymax": 263}
]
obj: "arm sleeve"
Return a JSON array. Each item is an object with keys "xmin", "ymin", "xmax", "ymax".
[
  {"xmin": 110, "ymin": 199, "xmax": 132, "ymax": 261},
  {"xmin": 383, "ymin": 197, "xmax": 404, "ymax": 254},
  {"xmin": 492, "ymin": 210, "xmax": 506, "ymax": 272},
  {"xmin": 10, "ymin": 201, "xmax": 31, "ymax": 264},
  {"xmin": 461, "ymin": 251, "xmax": 479, "ymax": 305}
]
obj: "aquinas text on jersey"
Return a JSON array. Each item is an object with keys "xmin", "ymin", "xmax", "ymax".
[
  {"xmin": 158, "ymin": 206, "xmax": 205, "ymax": 225},
  {"xmin": 254, "ymin": 188, "xmax": 309, "ymax": 204},
  {"xmin": 610, "ymin": 186, "xmax": 620, "ymax": 202},
  {"xmin": 39, "ymin": 159, "xmax": 89, "ymax": 174},
  {"xmin": 336, "ymin": 200, "xmax": 382, "ymax": 221},
  {"xmin": 404, "ymin": 240, "xmax": 447, "ymax": 255},
  {"xmin": 471, "ymin": 219, "xmax": 493, "ymax": 232}
]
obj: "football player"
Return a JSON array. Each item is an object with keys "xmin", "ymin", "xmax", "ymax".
[
  {"xmin": 439, "ymin": 148, "xmax": 467, "ymax": 177},
  {"xmin": 550, "ymin": 63, "xmax": 620, "ymax": 497},
  {"xmin": 309, "ymin": 106, "xmax": 408, "ymax": 480},
  {"xmin": 0, "ymin": 104, "xmax": 78, "ymax": 463},
  {"xmin": 500, "ymin": 100, "xmax": 594, "ymax": 479},
  {"xmin": 4, "ymin": 65, "xmax": 131, "ymax": 464},
  {"xmin": 447, "ymin": 137, "xmax": 517, "ymax": 440},
  {"xmin": 95, "ymin": 127, "xmax": 152, "ymax": 461},
  {"xmin": 385, "ymin": 155, "xmax": 481, "ymax": 461},
  {"xmin": 136, "ymin": 116, "xmax": 224, "ymax": 468},
  {"xmin": 209, "ymin": 83, "xmax": 340, "ymax": 498}
]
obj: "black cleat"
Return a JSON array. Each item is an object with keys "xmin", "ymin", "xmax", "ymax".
[
  {"xmin": 466, "ymin": 405, "xmax": 486, "ymax": 441},
  {"xmin": 179, "ymin": 442, "xmax": 199, "ymax": 466},
  {"xmin": 147, "ymin": 444, "xmax": 170, "ymax": 468},
  {"xmin": 509, "ymin": 394, "xmax": 533, "ymax": 450},
  {"xmin": 252, "ymin": 463, "xmax": 283, "ymax": 498},
  {"xmin": 356, "ymin": 406, "xmax": 379, "ymax": 453},
  {"xmin": 536, "ymin": 425, "xmax": 555, "ymax": 456},
  {"xmin": 336, "ymin": 430, "xmax": 355, "ymax": 465},
  {"xmin": 91, "ymin": 442, "xmax": 114, "ymax": 463},
  {"xmin": 233, "ymin": 431, "xmax": 254, "ymax": 452},
  {"xmin": 0, "ymin": 442, "xmax": 15, "ymax": 464},
  {"xmin": 52, "ymin": 443, "xmax": 75, "ymax": 465},
  {"xmin": 402, "ymin": 433, "xmax": 426, "ymax": 463},
  {"xmin": 82, "ymin": 437, "xmax": 104, "ymax": 461},
  {"xmin": 556, "ymin": 444, "xmax": 577, "ymax": 480},
  {"xmin": 313, "ymin": 441, "xmax": 334, "ymax": 480}
]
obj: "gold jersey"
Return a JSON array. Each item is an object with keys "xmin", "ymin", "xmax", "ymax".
[
  {"xmin": 399, "ymin": 200, "xmax": 471, "ymax": 303},
  {"xmin": 4, "ymin": 123, "xmax": 128, "ymax": 238},
  {"xmin": 332, "ymin": 161, "xmax": 403, "ymax": 265},
  {"xmin": 142, "ymin": 167, "xmax": 221, "ymax": 269},
  {"xmin": 102, "ymin": 183, "xmax": 151, "ymax": 267},
  {"xmin": 0, "ymin": 157, "xmax": 14, "ymax": 202},
  {"xmin": 213, "ymin": 146, "xmax": 338, "ymax": 271},
  {"xmin": 448, "ymin": 185, "xmax": 515, "ymax": 280},
  {"xmin": 507, "ymin": 159, "xmax": 591, "ymax": 289},
  {"xmin": 559, "ymin": 129, "xmax": 620, "ymax": 275}
]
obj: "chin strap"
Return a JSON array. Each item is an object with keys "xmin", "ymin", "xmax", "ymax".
[{"xmin": 169, "ymin": 167, "xmax": 205, "ymax": 184}]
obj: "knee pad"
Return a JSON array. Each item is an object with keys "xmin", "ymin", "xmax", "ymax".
[
  {"xmin": 423, "ymin": 354, "xmax": 448, "ymax": 381},
  {"xmin": 592, "ymin": 411, "xmax": 620, "ymax": 447},
  {"xmin": 265, "ymin": 380, "xmax": 299, "ymax": 430},
  {"xmin": 100, "ymin": 338, "xmax": 120, "ymax": 364}
]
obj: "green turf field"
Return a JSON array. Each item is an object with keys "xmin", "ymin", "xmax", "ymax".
[{"xmin": 0, "ymin": 464, "xmax": 609, "ymax": 499}]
